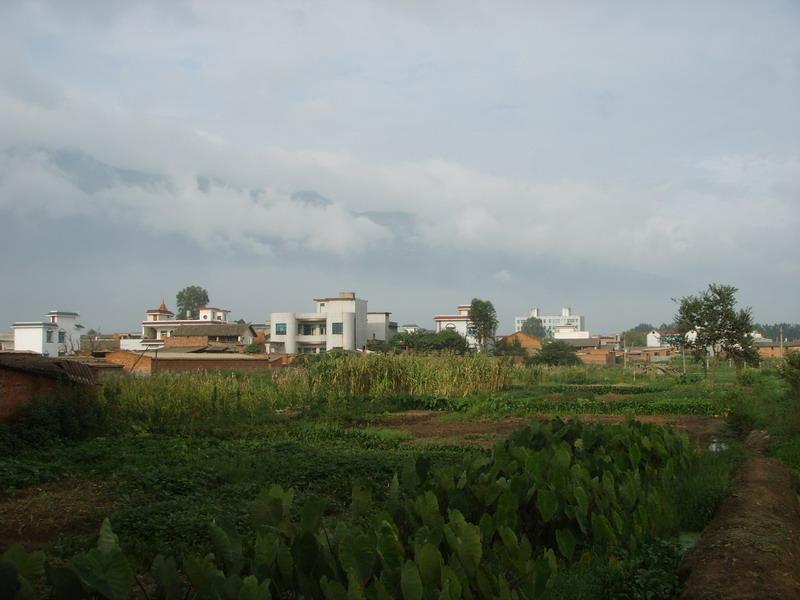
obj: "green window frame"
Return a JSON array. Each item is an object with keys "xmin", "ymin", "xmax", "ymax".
[
  {"xmin": 275, "ymin": 323, "xmax": 287, "ymax": 335},
  {"xmin": 332, "ymin": 322, "xmax": 343, "ymax": 335}
]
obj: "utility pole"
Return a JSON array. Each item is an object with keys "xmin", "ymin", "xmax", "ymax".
[{"xmin": 780, "ymin": 325, "xmax": 784, "ymax": 358}]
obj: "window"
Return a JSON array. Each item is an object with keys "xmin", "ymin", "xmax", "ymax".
[
  {"xmin": 58, "ymin": 331, "xmax": 65, "ymax": 343},
  {"xmin": 300, "ymin": 323, "xmax": 315, "ymax": 336},
  {"xmin": 332, "ymin": 322, "xmax": 343, "ymax": 335},
  {"xmin": 275, "ymin": 323, "xmax": 287, "ymax": 335},
  {"xmin": 46, "ymin": 330, "xmax": 54, "ymax": 343}
]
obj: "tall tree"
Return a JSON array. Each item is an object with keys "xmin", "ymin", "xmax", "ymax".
[
  {"xmin": 469, "ymin": 298, "xmax": 499, "ymax": 352},
  {"xmin": 529, "ymin": 339, "xmax": 581, "ymax": 366},
  {"xmin": 622, "ymin": 330, "xmax": 647, "ymax": 347},
  {"xmin": 521, "ymin": 316, "xmax": 547, "ymax": 338},
  {"xmin": 176, "ymin": 285, "xmax": 210, "ymax": 319},
  {"xmin": 674, "ymin": 283, "xmax": 758, "ymax": 382}
]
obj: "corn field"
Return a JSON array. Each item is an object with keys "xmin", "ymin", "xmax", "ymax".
[{"xmin": 100, "ymin": 353, "xmax": 514, "ymax": 433}]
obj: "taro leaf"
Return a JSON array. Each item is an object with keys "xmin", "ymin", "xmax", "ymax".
[
  {"xmin": 536, "ymin": 489, "xmax": 559, "ymax": 522},
  {"xmin": 320, "ymin": 576, "xmax": 347, "ymax": 600},
  {"xmin": 573, "ymin": 485, "xmax": 589, "ymax": 518},
  {"xmin": 376, "ymin": 521, "xmax": 404, "ymax": 572},
  {"xmin": 439, "ymin": 565, "xmax": 462, "ymax": 600},
  {"xmin": 400, "ymin": 560, "xmax": 423, "ymax": 600},
  {"xmin": 238, "ymin": 575, "xmax": 272, "ymax": 600},
  {"xmin": 252, "ymin": 533, "xmax": 278, "ymax": 581},
  {"xmin": 497, "ymin": 526, "xmax": 518, "ymax": 555},
  {"xmin": 222, "ymin": 574, "xmax": 244, "ymax": 599},
  {"xmin": 415, "ymin": 543, "xmax": 442, "ymax": 588},
  {"xmin": 45, "ymin": 564, "xmax": 85, "ymax": 600},
  {"xmin": 338, "ymin": 532, "xmax": 376, "ymax": 586},
  {"xmin": 70, "ymin": 546, "xmax": 135, "ymax": 600},
  {"xmin": 0, "ymin": 560, "xmax": 21, "ymax": 600},
  {"xmin": 414, "ymin": 492, "xmax": 444, "ymax": 532},
  {"xmin": 276, "ymin": 541, "xmax": 294, "ymax": 582},
  {"xmin": 533, "ymin": 549, "xmax": 557, "ymax": 595},
  {"xmin": 252, "ymin": 485, "xmax": 294, "ymax": 530},
  {"xmin": 209, "ymin": 520, "xmax": 244, "ymax": 575},
  {"xmin": 555, "ymin": 528, "xmax": 577, "ymax": 560},
  {"xmin": 443, "ymin": 510, "xmax": 482, "ymax": 576},
  {"xmin": 184, "ymin": 553, "xmax": 226, "ymax": 600},
  {"xmin": 151, "ymin": 554, "xmax": 182, "ymax": 600},
  {"xmin": 554, "ymin": 444, "xmax": 572, "ymax": 470},
  {"xmin": 292, "ymin": 531, "xmax": 320, "ymax": 575},
  {"xmin": 300, "ymin": 495, "xmax": 326, "ymax": 534},
  {"xmin": 628, "ymin": 443, "xmax": 642, "ymax": 468},
  {"xmin": 1, "ymin": 545, "xmax": 45, "ymax": 582},
  {"xmin": 478, "ymin": 513, "xmax": 495, "ymax": 541},
  {"xmin": 401, "ymin": 458, "xmax": 420, "ymax": 492},
  {"xmin": 591, "ymin": 514, "xmax": 618, "ymax": 549}
]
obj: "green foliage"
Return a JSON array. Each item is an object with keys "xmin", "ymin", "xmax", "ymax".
[
  {"xmin": 2, "ymin": 389, "xmax": 108, "ymax": 451},
  {"xmin": 390, "ymin": 330, "xmax": 470, "ymax": 354},
  {"xmin": 521, "ymin": 317, "xmax": 547, "ymax": 339},
  {"xmin": 469, "ymin": 298, "xmax": 498, "ymax": 352},
  {"xmin": 754, "ymin": 323, "xmax": 800, "ymax": 343},
  {"xmin": 494, "ymin": 336, "xmax": 527, "ymax": 357},
  {"xmin": 244, "ymin": 343, "xmax": 262, "ymax": 354},
  {"xmin": 176, "ymin": 285, "xmax": 210, "ymax": 320},
  {"xmin": 779, "ymin": 351, "xmax": 800, "ymax": 398},
  {"xmin": 622, "ymin": 330, "xmax": 647, "ymax": 347},
  {"xmin": 674, "ymin": 283, "xmax": 759, "ymax": 376},
  {"xmin": 527, "ymin": 339, "xmax": 581, "ymax": 366}
]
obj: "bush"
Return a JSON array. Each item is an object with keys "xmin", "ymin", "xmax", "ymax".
[{"xmin": 780, "ymin": 351, "xmax": 800, "ymax": 398}]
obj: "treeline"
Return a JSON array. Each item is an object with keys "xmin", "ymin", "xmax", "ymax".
[{"xmin": 754, "ymin": 323, "xmax": 800, "ymax": 342}]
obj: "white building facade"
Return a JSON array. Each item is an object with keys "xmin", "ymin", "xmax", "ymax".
[
  {"xmin": 515, "ymin": 306, "xmax": 587, "ymax": 338},
  {"xmin": 140, "ymin": 302, "xmax": 232, "ymax": 342},
  {"xmin": 433, "ymin": 304, "xmax": 480, "ymax": 349},
  {"xmin": 13, "ymin": 310, "xmax": 84, "ymax": 356},
  {"xmin": 268, "ymin": 292, "xmax": 394, "ymax": 354}
]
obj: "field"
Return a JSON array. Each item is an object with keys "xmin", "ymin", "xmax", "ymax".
[{"xmin": 1, "ymin": 354, "xmax": 799, "ymax": 598}]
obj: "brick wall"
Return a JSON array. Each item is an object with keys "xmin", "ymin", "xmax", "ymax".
[
  {"xmin": 153, "ymin": 358, "xmax": 278, "ymax": 373},
  {"xmin": 578, "ymin": 348, "xmax": 616, "ymax": 366},
  {"xmin": 105, "ymin": 351, "xmax": 154, "ymax": 374},
  {"xmin": 163, "ymin": 335, "xmax": 208, "ymax": 348},
  {"xmin": 0, "ymin": 368, "xmax": 77, "ymax": 423}
]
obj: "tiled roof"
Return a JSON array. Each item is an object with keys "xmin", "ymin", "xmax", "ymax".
[
  {"xmin": 0, "ymin": 353, "xmax": 96, "ymax": 385},
  {"xmin": 172, "ymin": 324, "xmax": 254, "ymax": 337}
]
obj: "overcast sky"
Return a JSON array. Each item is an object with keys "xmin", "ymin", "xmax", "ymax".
[{"xmin": 1, "ymin": 0, "xmax": 798, "ymax": 334}]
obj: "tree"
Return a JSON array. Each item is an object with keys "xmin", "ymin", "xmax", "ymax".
[
  {"xmin": 674, "ymin": 283, "xmax": 759, "ymax": 382},
  {"xmin": 176, "ymin": 286, "xmax": 210, "ymax": 319},
  {"xmin": 521, "ymin": 316, "xmax": 547, "ymax": 338},
  {"xmin": 390, "ymin": 330, "xmax": 469, "ymax": 354},
  {"xmin": 469, "ymin": 298, "xmax": 498, "ymax": 352},
  {"xmin": 622, "ymin": 330, "xmax": 647, "ymax": 347},
  {"xmin": 528, "ymin": 339, "xmax": 581, "ymax": 366},
  {"xmin": 495, "ymin": 336, "xmax": 527, "ymax": 357}
]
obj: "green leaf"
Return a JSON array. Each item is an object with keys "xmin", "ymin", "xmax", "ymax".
[
  {"xmin": 96, "ymin": 518, "xmax": 121, "ymax": 554},
  {"xmin": 151, "ymin": 554, "xmax": 182, "ymax": 600},
  {"xmin": 238, "ymin": 575, "xmax": 271, "ymax": 600},
  {"xmin": 70, "ymin": 547, "xmax": 135, "ymax": 600},
  {"xmin": 320, "ymin": 576, "xmax": 347, "ymax": 600},
  {"xmin": 252, "ymin": 485, "xmax": 294, "ymax": 530},
  {"xmin": 536, "ymin": 489, "xmax": 559, "ymax": 522},
  {"xmin": 209, "ymin": 520, "xmax": 244, "ymax": 575},
  {"xmin": 400, "ymin": 560, "xmax": 423, "ymax": 600},
  {"xmin": 555, "ymin": 528, "xmax": 577, "ymax": 560},
  {"xmin": 443, "ymin": 510, "xmax": 482, "ymax": 575},
  {"xmin": 184, "ymin": 554, "xmax": 226, "ymax": 600},
  {"xmin": 300, "ymin": 495, "xmax": 326, "ymax": 534},
  {"xmin": 415, "ymin": 543, "xmax": 442, "ymax": 588},
  {"xmin": 0, "ymin": 561, "xmax": 21, "ymax": 600},
  {"xmin": 338, "ymin": 532, "xmax": 375, "ymax": 586},
  {"xmin": 1, "ymin": 545, "xmax": 45, "ymax": 582},
  {"xmin": 45, "ymin": 564, "xmax": 85, "ymax": 600},
  {"xmin": 376, "ymin": 521, "xmax": 404, "ymax": 572}
]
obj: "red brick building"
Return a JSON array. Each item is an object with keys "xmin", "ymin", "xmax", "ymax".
[
  {"xmin": 104, "ymin": 350, "xmax": 285, "ymax": 374},
  {"xmin": 0, "ymin": 353, "xmax": 98, "ymax": 423}
]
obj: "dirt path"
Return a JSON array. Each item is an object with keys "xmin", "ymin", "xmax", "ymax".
[
  {"xmin": 0, "ymin": 479, "xmax": 114, "ymax": 549},
  {"xmin": 373, "ymin": 411, "xmax": 725, "ymax": 447},
  {"xmin": 679, "ymin": 431, "xmax": 800, "ymax": 599}
]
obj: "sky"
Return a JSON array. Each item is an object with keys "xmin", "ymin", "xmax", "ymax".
[{"xmin": 0, "ymin": 0, "xmax": 798, "ymax": 334}]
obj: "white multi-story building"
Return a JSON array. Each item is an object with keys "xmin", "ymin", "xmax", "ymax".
[
  {"xmin": 433, "ymin": 304, "xmax": 480, "ymax": 349},
  {"xmin": 13, "ymin": 310, "xmax": 84, "ymax": 356},
  {"xmin": 514, "ymin": 306, "xmax": 587, "ymax": 338},
  {"xmin": 268, "ymin": 292, "xmax": 395, "ymax": 354}
]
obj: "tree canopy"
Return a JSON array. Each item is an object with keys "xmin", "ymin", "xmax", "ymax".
[
  {"xmin": 469, "ymin": 298, "xmax": 498, "ymax": 352},
  {"xmin": 527, "ymin": 339, "xmax": 581, "ymax": 366},
  {"xmin": 674, "ymin": 283, "xmax": 758, "ymax": 379},
  {"xmin": 390, "ymin": 330, "xmax": 469, "ymax": 354},
  {"xmin": 521, "ymin": 316, "xmax": 547, "ymax": 338},
  {"xmin": 176, "ymin": 285, "xmax": 210, "ymax": 320}
]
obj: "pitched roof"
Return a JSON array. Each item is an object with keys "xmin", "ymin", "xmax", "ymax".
[
  {"xmin": 0, "ymin": 353, "xmax": 96, "ymax": 385},
  {"xmin": 172, "ymin": 323, "xmax": 254, "ymax": 337}
]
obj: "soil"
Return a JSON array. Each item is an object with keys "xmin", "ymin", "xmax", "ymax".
[
  {"xmin": 0, "ymin": 479, "xmax": 115, "ymax": 549},
  {"xmin": 679, "ymin": 431, "xmax": 800, "ymax": 599},
  {"xmin": 373, "ymin": 410, "xmax": 726, "ymax": 447}
]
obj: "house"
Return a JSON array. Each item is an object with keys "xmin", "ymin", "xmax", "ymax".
[
  {"xmin": 127, "ymin": 301, "xmax": 236, "ymax": 351},
  {"xmin": 433, "ymin": 304, "xmax": 480, "ymax": 349},
  {"xmin": 755, "ymin": 340, "xmax": 800, "ymax": 359},
  {"xmin": 622, "ymin": 346, "xmax": 676, "ymax": 363},
  {"xmin": 515, "ymin": 306, "xmax": 588, "ymax": 338},
  {"xmin": 496, "ymin": 331, "xmax": 543, "ymax": 355},
  {"xmin": 104, "ymin": 350, "xmax": 284, "ymax": 374},
  {"xmin": 268, "ymin": 292, "xmax": 394, "ymax": 354},
  {"xmin": 12, "ymin": 310, "xmax": 84, "ymax": 356},
  {"xmin": 399, "ymin": 324, "xmax": 426, "ymax": 334},
  {"xmin": 0, "ymin": 353, "xmax": 97, "ymax": 423},
  {"xmin": 163, "ymin": 323, "xmax": 257, "ymax": 350},
  {"xmin": 0, "ymin": 332, "xmax": 14, "ymax": 351}
]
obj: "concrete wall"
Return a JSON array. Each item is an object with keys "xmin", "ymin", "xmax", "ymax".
[{"xmin": 14, "ymin": 326, "xmax": 59, "ymax": 356}]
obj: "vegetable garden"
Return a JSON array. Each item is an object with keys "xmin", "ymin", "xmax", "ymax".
[{"xmin": 1, "ymin": 353, "xmax": 798, "ymax": 598}]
